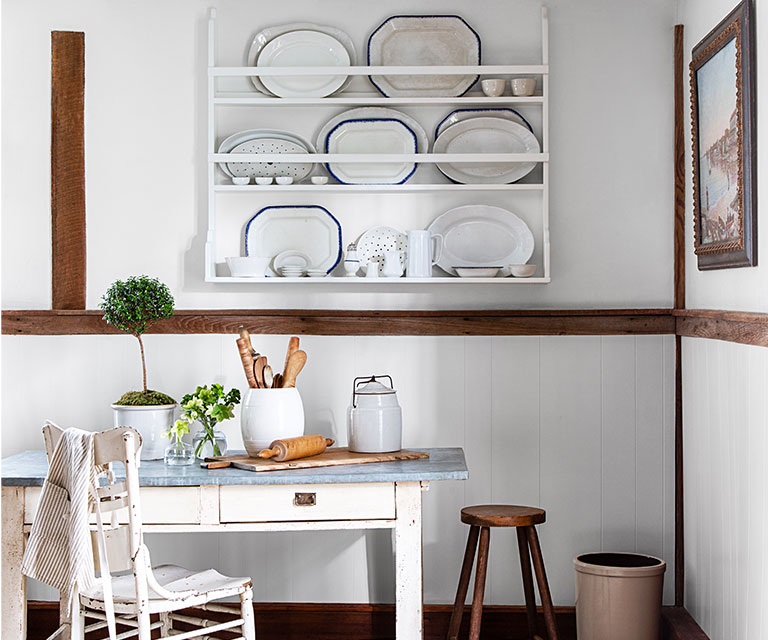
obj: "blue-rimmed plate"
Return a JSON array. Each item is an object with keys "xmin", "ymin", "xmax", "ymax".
[
  {"xmin": 435, "ymin": 108, "xmax": 534, "ymax": 140},
  {"xmin": 245, "ymin": 205, "xmax": 342, "ymax": 275},
  {"xmin": 325, "ymin": 118, "xmax": 417, "ymax": 184},
  {"xmin": 367, "ymin": 15, "xmax": 481, "ymax": 97}
]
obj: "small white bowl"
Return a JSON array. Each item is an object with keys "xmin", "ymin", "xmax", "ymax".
[
  {"xmin": 255, "ymin": 177, "xmax": 273, "ymax": 185},
  {"xmin": 511, "ymin": 78, "xmax": 536, "ymax": 97},
  {"xmin": 509, "ymin": 264, "xmax": 537, "ymax": 277},
  {"xmin": 232, "ymin": 176, "xmax": 250, "ymax": 185},
  {"xmin": 454, "ymin": 266, "xmax": 501, "ymax": 278},
  {"xmin": 276, "ymin": 176, "xmax": 294, "ymax": 185},
  {"xmin": 481, "ymin": 78, "xmax": 505, "ymax": 97},
  {"xmin": 226, "ymin": 256, "xmax": 270, "ymax": 277},
  {"xmin": 311, "ymin": 176, "xmax": 329, "ymax": 185}
]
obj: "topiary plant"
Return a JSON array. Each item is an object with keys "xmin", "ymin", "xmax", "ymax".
[{"xmin": 100, "ymin": 275, "xmax": 176, "ymax": 406}]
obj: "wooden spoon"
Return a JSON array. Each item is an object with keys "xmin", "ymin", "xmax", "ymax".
[
  {"xmin": 271, "ymin": 372, "xmax": 283, "ymax": 389},
  {"xmin": 282, "ymin": 350, "xmax": 307, "ymax": 388},
  {"xmin": 262, "ymin": 364, "xmax": 274, "ymax": 388},
  {"xmin": 253, "ymin": 356, "xmax": 268, "ymax": 389},
  {"xmin": 283, "ymin": 337, "xmax": 300, "ymax": 379}
]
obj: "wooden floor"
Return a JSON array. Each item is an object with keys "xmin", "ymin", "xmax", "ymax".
[{"xmin": 26, "ymin": 602, "xmax": 707, "ymax": 639}]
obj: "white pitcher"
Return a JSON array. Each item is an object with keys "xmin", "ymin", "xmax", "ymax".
[
  {"xmin": 406, "ymin": 230, "xmax": 443, "ymax": 278},
  {"xmin": 382, "ymin": 250, "xmax": 404, "ymax": 277}
]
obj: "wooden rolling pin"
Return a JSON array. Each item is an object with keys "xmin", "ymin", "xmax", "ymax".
[
  {"xmin": 257, "ymin": 434, "xmax": 334, "ymax": 461},
  {"xmin": 236, "ymin": 337, "xmax": 259, "ymax": 388}
]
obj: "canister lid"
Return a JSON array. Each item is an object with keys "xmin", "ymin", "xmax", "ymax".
[{"xmin": 356, "ymin": 380, "xmax": 396, "ymax": 395}]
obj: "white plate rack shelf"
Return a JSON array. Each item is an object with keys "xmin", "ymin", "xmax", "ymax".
[{"xmin": 205, "ymin": 7, "xmax": 550, "ymax": 285}]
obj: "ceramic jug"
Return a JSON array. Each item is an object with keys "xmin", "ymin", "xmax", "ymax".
[
  {"xmin": 382, "ymin": 250, "xmax": 404, "ymax": 277},
  {"xmin": 406, "ymin": 230, "xmax": 443, "ymax": 278}
]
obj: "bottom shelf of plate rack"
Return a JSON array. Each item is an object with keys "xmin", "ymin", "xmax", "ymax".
[{"xmin": 206, "ymin": 276, "xmax": 551, "ymax": 284}]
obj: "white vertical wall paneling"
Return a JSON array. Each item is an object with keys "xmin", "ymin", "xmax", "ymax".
[
  {"xmin": 683, "ymin": 338, "xmax": 768, "ymax": 640},
  {"xmin": 600, "ymin": 336, "xmax": 637, "ymax": 552},
  {"xmin": 4, "ymin": 334, "xmax": 674, "ymax": 605}
]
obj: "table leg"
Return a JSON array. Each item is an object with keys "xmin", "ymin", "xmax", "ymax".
[
  {"xmin": 2, "ymin": 486, "xmax": 27, "ymax": 639},
  {"xmin": 394, "ymin": 481, "xmax": 423, "ymax": 640}
]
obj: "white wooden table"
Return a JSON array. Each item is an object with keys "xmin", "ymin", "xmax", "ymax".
[{"xmin": 1, "ymin": 447, "xmax": 467, "ymax": 640}]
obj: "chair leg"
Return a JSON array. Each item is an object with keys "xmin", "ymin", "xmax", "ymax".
[
  {"xmin": 240, "ymin": 586, "xmax": 256, "ymax": 640},
  {"xmin": 517, "ymin": 527, "xmax": 539, "ymax": 640},
  {"xmin": 468, "ymin": 527, "xmax": 491, "ymax": 640},
  {"xmin": 69, "ymin": 601, "xmax": 84, "ymax": 640},
  {"xmin": 526, "ymin": 526, "xmax": 560, "ymax": 640},
  {"xmin": 137, "ymin": 608, "xmax": 152, "ymax": 640},
  {"xmin": 447, "ymin": 525, "xmax": 480, "ymax": 640},
  {"xmin": 160, "ymin": 612, "xmax": 172, "ymax": 637}
]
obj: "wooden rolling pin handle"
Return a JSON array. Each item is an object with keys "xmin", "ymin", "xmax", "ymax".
[
  {"xmin": 236, "ymin": 337, "xmax": 259, "ymax": 388},
  {"xmin": 257, "ymin": 434, "xmax": 334, "ymax": 461},
  {"xmin": 201, "ymin": 460, "xmax": 231, "ymax": 469}
]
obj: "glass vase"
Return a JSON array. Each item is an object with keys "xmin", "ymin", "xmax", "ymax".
[
  {"xmin": 192, "ymin": 427, "xmax": 228, "ymax": 460},
  {"xmin": 164, "ymin": 435, "xmax": 194, "ymax": 466}
]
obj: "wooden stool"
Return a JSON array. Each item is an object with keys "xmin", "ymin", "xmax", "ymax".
[{"xmin": 447, "ymin": 505, "xmax": 560, "ymax": 640}]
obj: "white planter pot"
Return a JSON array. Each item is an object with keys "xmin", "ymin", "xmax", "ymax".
[
  {"xmin": 112, "ymin": 404, "xmax": 177, "ymax": 460},
  {"xmin": 240, "ymin": 388, "xmax": 304, "ymax": 457}
]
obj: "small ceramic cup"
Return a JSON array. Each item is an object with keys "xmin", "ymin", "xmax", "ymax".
[
  {"xmin": 481, "ymin": 78, "xmax": 505, "ymax": 97},
  {"xmin": 255, "ymin": 177, "xmax": 273, "ymax": 185},
  {"xmin": 275, "ymin": 176, "xmax": 294, "ymax": 185},
  {"xmin": 511, "ymin": 78, "xmax": 537, "ymax": 96},
  {"xmin": 311, "ymin": 176, "xmax": 329, "ymax": 185},
  {"xmin": 232, "ymin": 176, "xmax": 250, "ymax": 185}
]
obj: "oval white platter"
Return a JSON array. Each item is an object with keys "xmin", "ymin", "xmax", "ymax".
[
  {"xmin": 217, "ymin": 129, "xmax": 315, "ymax": 179},
  {"xmin": 325, "ymin": 118, "xmax": 417, "ymax": 185},
  {"xmin": 257, "ymin": 30, "xmax": 350, "ymax": 98},
  {"xmin": 367, "ymin": 15, "xmax": 481, "ymax": 97},
  {"xmin": 427, "ymin": 204, "xmax": 534, "ymax": 277},
  {"xmin": 316, "ymin": 106, "xmax": 429, "ymax": 154},
  {"xmin": 356, "ymin": 226, "xmax": 408, "ymax": 273},
  {"xmin": 245, "ymin": 205, "xmax": 342, "ymax": 276},
  {"xmin": 435, "ymin": 108, "xmax": 534, "ymax": 139},
  {"xmin": 247, "ymin": 22, "xmax": 356, "ymax": 95},
  {"xmin": 433, "ymin": 117, "xmax": 540, "ymax": 184},
  {"xmin": 226, "ymin": 138, "xmax": 313, "ymax": 180}
]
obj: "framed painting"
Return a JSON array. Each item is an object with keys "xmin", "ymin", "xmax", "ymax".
[{"xmin": 690, "ymin": 0, "xmax": 756, "ymax": 269}]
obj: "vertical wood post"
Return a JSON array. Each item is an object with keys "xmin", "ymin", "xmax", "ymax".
[
  {"xmin": 394, "ymin": 481, "xmax": 423, "ymax": 640},
  {"xmin": 51, "ymin": 31, "xmax": 86, "ymax": 310}
]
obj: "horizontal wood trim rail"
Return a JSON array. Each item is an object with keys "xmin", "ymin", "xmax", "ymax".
[
  {"xmin": 26, "ymin": 601, "xmax": 706, "ymax": 640},
  {"xmin": 3, "ymin": 309, "xmax": 674, "ymax": 336},
  {"xmin": 675, "ymin": 309, "xmax": 768, "ymax": 347}
]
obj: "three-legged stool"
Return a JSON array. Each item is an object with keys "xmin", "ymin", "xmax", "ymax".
[{"xmin": 447, "ymin": 505, "xmax": 560, "ymax": 640}]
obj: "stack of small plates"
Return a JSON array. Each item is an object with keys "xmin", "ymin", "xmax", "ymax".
[
  {"xmin": 280, "ymin": 267, "xmax": 305, "ymax": 277},
  {"xmin": 247, "ymin": 23, "xmax": 356, "ymax": 98},
  {"xmin": 433, "ymin": 109, "xmax": 540, "ymax": 184},
  {"xmin": 306, "ymin": 269, "xmax": 328, "ymax": 278}
]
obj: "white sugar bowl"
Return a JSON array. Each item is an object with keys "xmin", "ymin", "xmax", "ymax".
[{"xmin": 347, "ymin": 375, "xmax": 402, "ymax": 453}]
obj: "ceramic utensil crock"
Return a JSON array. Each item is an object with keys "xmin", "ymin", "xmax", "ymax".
[
  {"xmin": 347, "ymin": 375, "xmax": 402, "ymax": 453},
  {"xmin": 241, "ymin": 387, "xmax": 305, "ymax": 456}
]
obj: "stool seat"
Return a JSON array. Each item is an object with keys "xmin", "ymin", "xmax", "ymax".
[{"xmin": 461, "ymin": 505, "xmax": 546, "ymax": 528}]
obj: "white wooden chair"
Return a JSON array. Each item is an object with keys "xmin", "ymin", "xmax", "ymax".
[{"xmin": 42, "ymin": 422, "xmax": 256, "ymax": 640}]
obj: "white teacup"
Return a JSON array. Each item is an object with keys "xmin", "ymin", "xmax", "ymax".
[
  {"xmin": 511, "ymin": 78, "xmax": 537, "ymax": 96},
  {"xmin": 481, "ymin": 78, "xmax": 505, "ymax": 97}
]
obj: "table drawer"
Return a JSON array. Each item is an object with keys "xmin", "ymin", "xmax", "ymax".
[
  {"xmin": 24, "ymin": 486, "xmax": 203, "ymax": 525},
  {"xmin": 219, "ymin": 483, "xmax": 395, "ymax": 522}
]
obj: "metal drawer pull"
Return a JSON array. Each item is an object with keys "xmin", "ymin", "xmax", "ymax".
[{"xmin": 294, "ymin": 492, "xmax": 316, "ymax": 506}]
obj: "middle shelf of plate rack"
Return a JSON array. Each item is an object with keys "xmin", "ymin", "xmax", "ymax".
[{"xmin": 206, "ymin": 13, "xmax": 550, "ymax": 284}]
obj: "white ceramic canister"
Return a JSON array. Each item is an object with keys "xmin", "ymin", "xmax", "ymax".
[
  {"xmin": 347, "ymin": 376, "xmax": 402, "ymax": 453},
  {"xmin": 112, "ymin": 403, "xmax": 177, "ymax": 461},
  {"xmin": 240, "ymin": 388, "xmax": 305, "ymax": 457}
]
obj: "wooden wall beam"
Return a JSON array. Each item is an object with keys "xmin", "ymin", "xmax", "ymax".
[
  {"xmin": 50, "ymin": 31, "xmax": 86, "ymax": 310},
  {"xmin": 676, "ymin": 309, "xmax": 768, "ymax": 347},
  {"xmin": 2, "ymin": 309, "xmax": 675, "ymax": 337}
]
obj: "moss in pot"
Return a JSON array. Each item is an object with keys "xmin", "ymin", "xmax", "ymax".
[{"xmin": 101, "ymin": 275, "xmax": 177, "ymax": 459}]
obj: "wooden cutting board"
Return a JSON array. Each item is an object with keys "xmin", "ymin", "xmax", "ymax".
[{"xmin": 203, "ymin": 447, "xmax": 429, "ymax": 472}]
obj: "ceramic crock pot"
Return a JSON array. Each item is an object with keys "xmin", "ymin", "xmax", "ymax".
[
  {"xmin": 347, "ymin": 375, "xmax": 402, "ymax": 453},
  {"xmin": 240, "ymin": 387, "xmax": 305, "ymax": 457}
]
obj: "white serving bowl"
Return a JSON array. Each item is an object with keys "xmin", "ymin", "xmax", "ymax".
[
  {"xmin": 226, "ymin": 256, "xmax": 270, "ymax": 277},
  {"xmin": 509, "ymin": 264, "xmax": 537, "ymax": 277},
  {"xmin": 311, "ymin": 176, "xmax": 329, "ymax": 185},
  {"xmin": 454, "ymin": 266, "xmax": 501, "ymax": 278}
]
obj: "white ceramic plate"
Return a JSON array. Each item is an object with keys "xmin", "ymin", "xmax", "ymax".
[
  {"xmin": 256, "ymin": 30, "xmax": 350, "ymax": 98},
  {"xmin": 247, "ymin": 22, "xmax": 356, "ymax": 95},
  {"xmin": 325, "ymin": 118, "xmax": 417, "ymax": 184},
  {"xmin": 427, "ymin": 204, "xmax": 534, "ymax": 276},
  {"xmin": 316, "ymin": 107, "xmax": 429, "ymax": 154},
  {"xmin": 367, "ymin": 15, "xmax": 481, "ymax": 97},
  {"xmin": 435, "ymin": 108, "xmax": 533, "ymax": 139},
  {"xmin": 217, "ymin": 129, "xmax": 315, "ymax": 179},
  {"xmin": 454, "ymin": 266, "xmax": 502, "ymax": 278},
  {"xmin": 245, "ymin": 205, "xmax": 342, "ymax": 275},
  {"xmin": 357, "ymin": 226, "xmax": 408, "ymax": 273},
  {"xmin": 226, "ymin": 138, "xmax": 313, "ymax": 180},
  {"xmin": 433, "ymin": 116, "xmax": 540, "ymax": 184}
]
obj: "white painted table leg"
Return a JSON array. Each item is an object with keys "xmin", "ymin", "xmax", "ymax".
[
  {"xmin": 2, "ymin": 486, "xmax": 27, "ymax": 639},
  {"xmin": 394, "ymin": 481, "xmax": 423, "ymax": 640}
]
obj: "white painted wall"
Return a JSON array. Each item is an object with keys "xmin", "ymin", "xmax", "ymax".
[
  {"xmin": 679, "ymin": 0, "xmax": 768, "ymax": 311},
  {"xmin": 3, "ymin": 333, "xmax": 676, "ymax": 606},
  {"xmin": 682, "ymin": 338, "xmax": 768, "ymax": 640},
  {"xmin": 1, "ymin": 0, "xmax": 680, "ymax": 611},
  {"xmin": 1, "ymin": 0, "xmax": 675, "ymax": 310}
]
